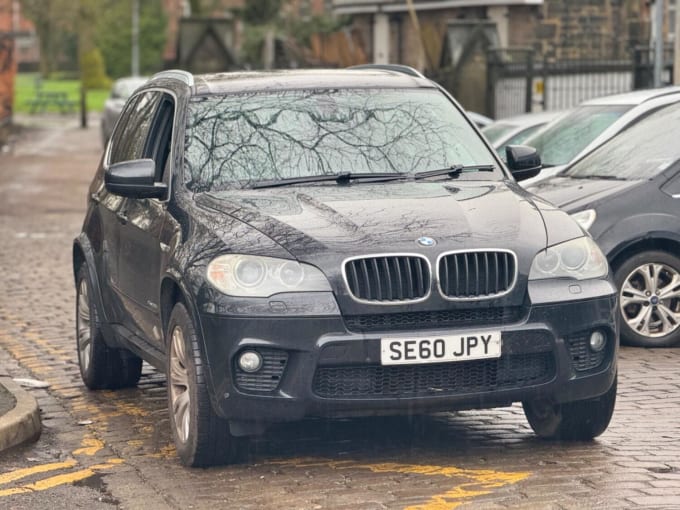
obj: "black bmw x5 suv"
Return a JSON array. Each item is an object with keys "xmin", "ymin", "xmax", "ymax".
[{"xmin": 73, "ymin": 67, "xmax": 618, "ymax": 466}]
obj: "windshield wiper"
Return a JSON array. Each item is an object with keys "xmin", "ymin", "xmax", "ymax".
[
  {"xmin": 572, "ymin": 174, "xmax": 626, "ymax": 181},
  {"xmin": 414, "ymin": 164, "xmax": 495, "ymax": 180},
  {"xmin": 251, "ymin": 172, "xmax": 408, "ymax": 189}
]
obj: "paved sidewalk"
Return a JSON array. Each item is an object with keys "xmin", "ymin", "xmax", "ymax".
[{"xmin": 0, "ymin": 377, "xmax": 41, "ymax": 453}]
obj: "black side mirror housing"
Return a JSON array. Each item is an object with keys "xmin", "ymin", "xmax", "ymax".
[
  {"xmin": 506, "ymin": 145, "xmax": 542, "ymax": 181},
  {"xmin": 105, "ymin": 159, "xmax": 167, "ymax": 199}
]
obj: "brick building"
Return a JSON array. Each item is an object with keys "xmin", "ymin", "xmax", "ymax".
[
  {"xmin": 0, "ymin": 0, "xmax": 18, "ymax": 130},
  {"xmin": 332, "ymin": 0, "xmax": 664, "ymax": 70}
]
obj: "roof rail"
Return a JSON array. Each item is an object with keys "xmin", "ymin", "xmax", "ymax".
[
  {"xmin": 151, "ymin": 69, "xmax": 194, "ymax": 86},
  {"xmin": 347, "ymin": 64, "xmax": 426, "ymax": 79}
]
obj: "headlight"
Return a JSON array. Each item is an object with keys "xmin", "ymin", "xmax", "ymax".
[
  {"xmin": 206, "ymin": 255, "xmax": 332, "ymax": 297},
  {"xmin": 529, "ymin": 237, "xmax": 608, "ymax": 280},
  {"xmin": 570, "ymin": 209, "xmax": 596, "ymax": 231}
]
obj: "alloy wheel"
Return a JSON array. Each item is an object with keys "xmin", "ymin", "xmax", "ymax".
[
  {"xmin": 76, "ymin": 279, "xmax": 92, "ymax": 373},
  {"xmin": 169, "ymin": 325, "xmax": 191, "ymax": 443},
  {"xmin": 620, "ymin": 263, "xmax": 680, "ymax": 338}
]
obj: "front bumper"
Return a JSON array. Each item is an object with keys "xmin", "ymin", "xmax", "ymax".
[{"xmin": 197, "ymin": 283, "xmax": 618, "ymax": 427}]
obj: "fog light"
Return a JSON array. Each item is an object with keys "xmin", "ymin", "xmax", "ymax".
[
  {"xmin": 589, "ymin": 330, "xmax": 606, "ymax": 352},
  {"xmin": 238, "ymin": 350, "xmax": 263, "ymax": 373}
]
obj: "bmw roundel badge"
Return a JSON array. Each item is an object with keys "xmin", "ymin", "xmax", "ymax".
[{"xmin": 417, "ymin": 236, "xmax": 436, "ymax": 247}]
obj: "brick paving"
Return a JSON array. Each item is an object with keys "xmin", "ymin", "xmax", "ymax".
[{"xmin": 0, "ymin": 116, "xmax": 680, "ymax": 509}]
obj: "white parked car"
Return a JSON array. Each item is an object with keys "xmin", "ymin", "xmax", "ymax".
[
  {"xmin": 466, "ymin": 111, "xmax": 493, "ymax": 128},
  {"xmin": 482, "ymin": 110, "xmax": 565, "ymax": 156},
  {"xmin": 521, "ymin": 87, "xmax": 680, "ymax": 186}
]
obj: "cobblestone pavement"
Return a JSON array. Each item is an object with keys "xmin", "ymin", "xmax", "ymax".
[{"xmin": 1, "ymin": 117, "xmax": 680, "ymax": 509}]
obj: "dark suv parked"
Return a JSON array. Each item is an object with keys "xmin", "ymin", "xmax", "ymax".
[
  {"xmin": 73, "ymin": 67, "xmax": 618, "ymax": 467},
  {"xmin": 528, "ymin": 100, "xmax": 680, "ymax": 348}
]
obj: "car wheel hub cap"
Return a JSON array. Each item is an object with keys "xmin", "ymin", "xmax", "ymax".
[
  {"xmin": 620, "ymin": 262, "xmax": 680, "ymax": 338},
  {"xmin": 169, "ymin": 326, "xmax": 191, "ymax": 443},
  {"xmin": 76, "ymin": 279, "xmax": 92, "ymax": 373}
]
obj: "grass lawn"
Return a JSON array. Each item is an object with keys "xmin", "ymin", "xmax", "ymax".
[{"xmin": 14, "ymin": 73, "xmax": 110, "ymax": 114}]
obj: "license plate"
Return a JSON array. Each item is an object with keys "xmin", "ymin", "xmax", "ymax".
[{"xmin": 380, "ymin": 332, "xmax": 502, "ymax": 366}]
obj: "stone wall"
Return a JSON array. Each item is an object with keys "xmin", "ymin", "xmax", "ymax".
[{"xmin": 534, "ymin": 0, "xmax": 650, "ymax": 59}]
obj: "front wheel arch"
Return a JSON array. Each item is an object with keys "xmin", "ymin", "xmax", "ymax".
[
  {"xmin": 608, "ymin": 237, "xmax": 680, "ymax": 273},
  {"xmin": 159, "ymin": 274, "xmax": 220, "ymax": 407},
  {"xmin": 160, "ymin": 276, "xmax": 185, "ymax": 342}
]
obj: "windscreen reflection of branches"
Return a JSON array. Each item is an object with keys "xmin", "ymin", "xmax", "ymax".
[{"xmin": 184, "ymin": 89, "xmax": 494, "ymax": 192}]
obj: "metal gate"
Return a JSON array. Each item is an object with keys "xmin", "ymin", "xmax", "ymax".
[{"xmin": 484, "ymin": 48, "xmax": 671, "ymax": 119}]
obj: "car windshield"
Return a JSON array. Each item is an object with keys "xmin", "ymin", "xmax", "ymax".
[
  {"xmin": 565, "ymin": 101, "xmax": 680, "ymax": 180},
  {"xmin": 481, "ymin": 123, "xmax": 516, "ymax": 144},
  {"xmin": 496, "ymin": 124, "xmax": 546, "ymax": 154},
  {"xmin": 184, "ymin": 88, "xmax": 499, "ymax": 192},
  {"xmin": 522, "ymin": 104, "xmax": 631, "ymax": 166}
]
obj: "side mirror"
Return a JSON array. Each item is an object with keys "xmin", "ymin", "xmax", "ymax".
[
  {"xmin": 105, "ymin": 159, "xmax": 167, "ymax": 199},
  {"xmin": 506, "ymin": 145, "xmax": 542, "ymax": 181}
]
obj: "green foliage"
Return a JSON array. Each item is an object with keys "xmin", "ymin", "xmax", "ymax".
[
  {"xmin": 95, "ymin": 0, "xmax": 168, "ymax": 78},
  {"xmin": 187, "ymin": 0, "xmax": 224, "ymax": 16},
  {"xmin": 243, "ymin": 0, "xmax": 281, "ymax": 25},
  {"xmin": 80, "ymin": 48, "xmax": 112, "ymax": 90},
  {"xmin": 241, "ymin": 25, "xmax": 269, "ymax": 68},
  {"xmin": 240, "ymin": 2, "xmax": 350, "ymax": 68}
]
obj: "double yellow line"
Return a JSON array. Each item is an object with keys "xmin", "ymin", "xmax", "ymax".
[{"xmin": 0, "ymin": 437, "xmax": 123, "ymax": 497}]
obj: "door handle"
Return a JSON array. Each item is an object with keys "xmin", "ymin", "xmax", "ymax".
[{"xmin": 115, "ymin": 211, "xmax": 128, "ymax": 224}]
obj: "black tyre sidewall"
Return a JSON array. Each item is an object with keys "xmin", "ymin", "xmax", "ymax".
[
  {"xmin": 614, "ymin": 250, "xmax": 680, "ymax": 347},
  {"xmin": 166, "ymin": 302, "xmax": 238, "ymax": 467},
  {"xmin": 75, "ymin": 264, "xmax": 107, "ymax": 389},
  {"xmin": 524, "ymin": 375, "xmax": 617, "ymax": 440},
  {"xmin": 167, "ymin": 303, "xmax": 199, "ymax": 465},
  {"xmin": 76, "ymin": 264, "xmax": 142, "ymax": 390}
]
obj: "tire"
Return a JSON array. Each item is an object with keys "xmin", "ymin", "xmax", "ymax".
[
  {"xmin": 614, "ymin": 250, "xmax": 680, "ymax": 347},
  {"xmin": 523, "ymin": 375, "xmax": 617, "ymax": 440},
  {"xmin": 166, "ymin": 302, "xmax": 243, "ymax": 467},
  {"xmin": 76, "ymin": 264, "xmax": 142, "ymax": 389}
]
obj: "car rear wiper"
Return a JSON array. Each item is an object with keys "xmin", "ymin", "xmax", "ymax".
[
  {"xmin": 414, "ymin": 164, "xmax": 495, "ymax": 180},
  {"xmin": 251, "ymin": 172, "xmax": 408, "ymax": 189}
]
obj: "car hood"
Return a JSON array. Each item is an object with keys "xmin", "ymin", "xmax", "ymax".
[
  {"xmin": 196, "ymin": 181, "xmax": 550, "ymax": 263},
  {"xmin": 526, "ymin": 176, "xmax": 640, "ymax": 212}
]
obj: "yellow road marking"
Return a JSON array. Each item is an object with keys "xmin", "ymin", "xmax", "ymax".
[
  {"xmin": 2, "ymin": 309, "xmax": 529, "ymax": 507},
  {"xmin": 270, "ymin": 457, "xmax": 530, "ymax": 509},
  {"xmin": 0, "ymin": 460, "xmax": 78, "ymax": 486},
  {"xmin": 147, "ymin": 444, "xmax": 175, "ymax": 459},
  {"xmin": 73, "ymin": 437, "xmax": 104, "ymax": 456},
  {"xmin": 0, "ymin": 460, "xmax": 122, "ymax": 497},
  {"xmin": 0, "ymin": 435, "xmax": 126, "ymax": 498}
]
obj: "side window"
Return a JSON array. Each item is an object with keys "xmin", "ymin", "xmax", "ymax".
[
  {"xmin": 110, "ymin": 91, "xmax": 162, "ymax": 165},
  {"xmin": 108, "ymin": 96, "xmax": 139, "ymax": 163},
  {"xmin": 145, "ymin": 94, "xmax": 175, "ymax": 182}
]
